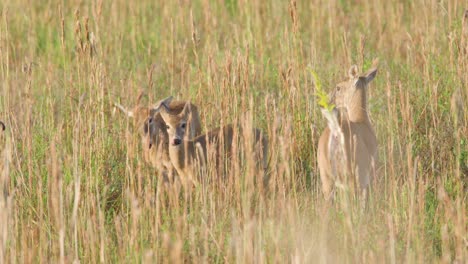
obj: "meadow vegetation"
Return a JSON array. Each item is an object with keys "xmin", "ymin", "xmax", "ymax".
[{"xmin": 0, "ymin": 0, "xmax": 467, "ymax": 262}]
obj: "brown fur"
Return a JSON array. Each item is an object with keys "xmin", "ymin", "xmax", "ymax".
[
  {"xmin": 115, "ymin": 97, "xmax": 202, "ymax": 182},
  {"xmin": 159, "ymin": 105, "xmax": 267, "ymax": 186},
  {"xmin": 317, "ymin": 63, "xmax": 378, "ymax": 201}
]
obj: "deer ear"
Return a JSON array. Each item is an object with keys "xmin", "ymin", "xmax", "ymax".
[
  {"xmin": 159, "ymin": 112, "xmax": 168, "ymax": 123},
  {"xmin": 180, "ymin": 102, "xmax": 192, "ymax": 117},
  {"xmin": 149, "ymin": 108, "xmax": 159, "ymax": 118},
  {"xmin": 152, "ymin": 96, "xmax": 173, "ymax": 111},
  {"xmin": 160, "ymin": 96, "xmax": 174, "ymax": 106},
  {"xmin": 151, "ymin": 96, "xmax": 173, "ymax": 115},
  {"xmin": 358, "ymin": 67, "xmax": 378, "ymax": 85},
  {"xmin": 158, "ymin": 106, "xmax": 171, "ymax": 124},
  {"xmin": 348, "ymin": 65, "xmax": 359, "ymax": 79}
]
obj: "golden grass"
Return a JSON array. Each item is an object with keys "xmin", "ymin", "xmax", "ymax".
[{"xmin": 0, "ymin": 0, "xmax": 467, "ymax": 262}]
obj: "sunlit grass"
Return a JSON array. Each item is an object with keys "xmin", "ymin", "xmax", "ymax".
[{"xmin": 0, "ymin": 0, "xmax": 466, "ymax": 263}]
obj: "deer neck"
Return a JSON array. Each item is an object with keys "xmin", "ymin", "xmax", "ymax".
[
  {"xmin": 347, "ymin": 88, "xmax": 370, "ymax": 123},
  {"xmin": 168, "ymin": 140, "xmax": 196, "ymax": 172}
]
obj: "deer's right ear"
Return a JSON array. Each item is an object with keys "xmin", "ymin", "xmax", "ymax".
[
  {"xmin": 158, "ymin": 107, "xmax": 171, "ymax": 124},
  {"xmin": 151, "ymin": 96, "xmax": 172, "ymax": 113},
  {"xmin": 348, "ymin": 65, "xmax": 359, "ymax": 79},
  {"xmin": 159, "ymin": 96, "xmax": 174, "ymax": 107},
  {"xmin": 152, "ymin": 96, "xmax": 173, "ymax": 111}
]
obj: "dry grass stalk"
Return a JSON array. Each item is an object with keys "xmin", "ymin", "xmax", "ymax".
[{"xmin": 0, "ymin": 0, "xmax": 466, "ymax": 262}]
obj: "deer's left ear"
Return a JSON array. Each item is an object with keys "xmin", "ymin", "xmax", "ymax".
[
  {"xmin": 358, "ymin": 67, "xmax": 377, "ymax": 85},
  {"xmin": 180, "ymin": 102, "xmax": 192, "ymax": 117}
]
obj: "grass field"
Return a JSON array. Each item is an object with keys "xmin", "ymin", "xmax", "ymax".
[{"xmin": 0, "ymin": 0, "xmax": 467, "ymax": 262}]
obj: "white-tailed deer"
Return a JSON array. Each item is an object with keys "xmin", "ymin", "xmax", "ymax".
[
  {"xmin": 156, "ymin": 102, "xmax": 268, "ymax": 186},
  {"xmin": 317, "ymin": 63, "xmax": 378, "ymax": 202},
  {"xmin": 114, "ymin": 96, "xmax": 202, "ymax": 182}
]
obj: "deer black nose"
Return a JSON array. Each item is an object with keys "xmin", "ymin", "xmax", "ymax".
[
  {"xmin": 149, "ymin": 143, "xmax": 153, "ymax": 149},
  {"xmin": 173, "ymin": 138, "xmax": 181, "ymax": 146}
]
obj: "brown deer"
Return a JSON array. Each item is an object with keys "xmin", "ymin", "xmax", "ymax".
[
  {"xmin": 114, "ymin": 96, "xmax": 202, "ymax": 182},
  {"xmin": 317, "ymin": 63, "xmax": 378, "ymax": 202},
  {"xmin": 155, "ymin": 102, "xmax": 268, "ymax": 186}
]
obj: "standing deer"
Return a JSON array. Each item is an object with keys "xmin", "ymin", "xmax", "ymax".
[
  {"xmin": 155, "ymin": 102, "xmax": 268, "ymax": 186},
  {"xmin": 114, "ymin": 96, "xmax": 202, "ymax": 182},
  {"xmin": 317, "ymin": 63, "xmax": 378, "ymax": 202}
]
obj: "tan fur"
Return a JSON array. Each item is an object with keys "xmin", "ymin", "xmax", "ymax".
[
  {"xmin": 115, "ymin": 97, "xmax": 202, "ymax": 182},
  {"xmin": 146, "ymin": 99, "xmax": 202, "ymax": 182},
  {"xmin": 158, "ymin": 104, "xmax": 267, "ymax": 186},
  {"xmin": 317, "ymin": 63, "xmax": 378, "ymax": 201}
]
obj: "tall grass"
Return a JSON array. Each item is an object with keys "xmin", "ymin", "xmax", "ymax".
[{"xmin": 0, "ymin": 0, "xmax": 466, "ymax": 262}]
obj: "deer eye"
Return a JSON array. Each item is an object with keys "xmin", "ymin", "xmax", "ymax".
[
  {"xmin": 181, "ymin": 123, "xmax": 186, "ymax": 129},
  {"xmin": 165, "ymin": 125, "xmax": 170, "ymax": 130},
  {"xmin": 148, "ymin": 117, "xmax": 153, "ymax": 124},
  {"xmin": 336, "ymin": 86, "xmax": 341, "ymax": 91}
]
